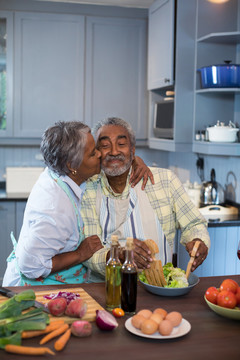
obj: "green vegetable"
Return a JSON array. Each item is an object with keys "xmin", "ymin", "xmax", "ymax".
[
  {"xmin": 0, "ymin": 332, "xmax": 21, "ymax": 349},
  {"xmin": 139, "ymin": 262, "xmax": 189, "ymax": 288},
  {"xmin": 0, "ymin": 290, "xmax": 36, "ymax": 319}
]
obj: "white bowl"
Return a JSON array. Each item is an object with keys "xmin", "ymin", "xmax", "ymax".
[
  {"xmin": 139, "ymin": 273, "xmax": 199, "ymax": 297},
  {"xmin": 207, "ymin": 126, "xmax": 239, "ymax": 142}
]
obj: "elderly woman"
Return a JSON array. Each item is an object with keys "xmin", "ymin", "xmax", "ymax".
[{"xmin": 3, "ymin": 121, "xmax": 151, "ymax": 286}]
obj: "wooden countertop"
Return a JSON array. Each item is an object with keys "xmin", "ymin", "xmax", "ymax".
[{"xmin": 1, "ymin": 275, "xmax": 239, "ymax": 360}]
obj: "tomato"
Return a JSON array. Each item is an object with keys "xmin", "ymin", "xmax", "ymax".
[
  {"xmin": 217, "ymin": 290, "xmax": 237, "ymax": 309},
  {"xmin": 112, "ymin": 308, "xmax": 125, "ymax": 318},
  {"xmin": 219, "ymin": 279, "xmax": 239, "ymax": 294},
  {"xmin": 205, "ymin": 287, "xmax": 219, "ymax": 304},
  {"xmin": 235, "ymin": 287, "xmax": 240, "ymax": 305}
]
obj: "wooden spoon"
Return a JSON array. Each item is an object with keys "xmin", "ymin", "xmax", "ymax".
[{"xmin": 186, "ymin": 240, "xmax": 201, "ymax": 279}]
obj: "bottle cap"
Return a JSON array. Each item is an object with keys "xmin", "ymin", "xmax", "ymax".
[
  {"xmin": 111, "ymin": 235, "xmax": 118, "ymax": 245},
  {"xmin": 126, "ymin": 237, "xmax": 134, "ymax": 250}
]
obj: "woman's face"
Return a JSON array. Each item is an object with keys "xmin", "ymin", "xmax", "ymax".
[{"xmin": 71, "ymin": 133, "xmax": 101, "ymax": 185}]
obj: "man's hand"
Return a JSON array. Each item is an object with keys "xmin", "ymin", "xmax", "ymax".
[
  {"xmin": 131, "ymin": 239, "xmax": 153, "ymax": 269},
  {"xmin": 130, "ymin": 156, "xmax": 155, "ymax": 190},
  {"xmin": 76, "ymin": 235, "xmax": 103, "ymax": 263},
  {"xmin": 185, "ymin": 239, "xmax": 208, "ymax": 271}
]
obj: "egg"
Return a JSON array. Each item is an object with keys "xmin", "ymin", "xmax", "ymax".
[
  {"xmin": 141, "ymin": 319, "xmax": 158, "ymax": 335},
  {"xmin": 153, "ymin": 308, "xmax": 167, "ymax": 319},
  {"xmin": 137, "ymin": 309, "xmax": 152, "ymax": 319},
  {"xmin": 165, "ymin": 311, "xmax": 182, "ymax": 327},
  {"xmin": 158, "ymin": 319, "xmax": 173, "ymax": 336},
  {"xmin": 131, "ymin": 314, "xmax": 145, "ymax": 329},
  {"xmin": 150, "ymin": 313, "xmax": 163, "ymax": 325}
]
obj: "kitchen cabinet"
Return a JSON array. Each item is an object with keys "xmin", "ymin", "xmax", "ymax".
[
  {"xmin": 0, "ymin": 200, "xmax": 26, "ymax": 283},
  {"xmin": 177, "ymin": 226, "xmax": 240, "ymax": 277},
  {"xmin": 147, "ymin": 0, "xmax": 175, "ymax": 90},
  {"xmin": 192, "ymin": 0, "xmax": 240, "ymax": 157},
  {"xmin": 0, "ymin": 6, "xmax": 147, "ymax": 144},
  {"xmin": 0, "ymin": 11, "xmax": 13, "ymax": 138},
  {"xmin": 85, "ymin": 16, "xmax": 147, "ymax": 140},
  {"xmin": 14, "ymin": 12, "xmax": 85, "ymax": 138},
  {"xmin": 148, "ymin": 0, "xmax": 196, "ymax": 152}
]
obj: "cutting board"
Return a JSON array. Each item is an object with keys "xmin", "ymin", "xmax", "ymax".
[{"xmin": 0, "ymin": 287, "xmax": 104, "ymax": 323}]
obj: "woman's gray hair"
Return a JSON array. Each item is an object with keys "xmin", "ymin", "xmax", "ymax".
[
  {"xmin": 92, "ymin": 117, "xmax": 136, "ymax": 148},
  {"xmin": 40, "ymin": 121, "xmax": 90, "ymax": 175}
]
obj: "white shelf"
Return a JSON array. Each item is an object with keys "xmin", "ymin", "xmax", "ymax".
[
  {"xmin": 193, "ymin": 141, "xmax": 240, "ymax": 157},
  {"xmin": 196, "ymin": 88, "xmax": 240, "ymax": 94},
  {"xmin": 197, "ymin": 31, "xmax": 240, "ymax": 44}
]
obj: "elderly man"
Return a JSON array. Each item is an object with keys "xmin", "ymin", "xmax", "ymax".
[{"xmin": 81, "ymin": 117, "xmax": 210, "ymax": 278}]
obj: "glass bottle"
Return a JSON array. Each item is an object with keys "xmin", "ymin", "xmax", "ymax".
[
  {"xmin": 105, "ymin": 235, "xmax": 122, "ymax": 310},
  {"xmin": 121, "ymin": 237, "xmax": 138, "ymax": 315}
]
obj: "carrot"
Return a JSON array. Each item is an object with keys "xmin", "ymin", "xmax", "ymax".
[
  {"xmin": 22, "ymin": 320, "xmax": 65, "ymax": 338},
  {"xmin": 40, "ymin": 323, "xmax": 69, "ymax": 345},
  {"xmin": 5, "ymin": 344, "xmax": 55, "ymax": 356},
  {"xmin": 54, "ymin": 328, "xmax": 71, "ymax": 351}
]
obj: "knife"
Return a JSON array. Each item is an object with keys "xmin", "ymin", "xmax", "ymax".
[{"xmin": 0, "ymin": 286, "xmax": 50, "ymax": 313}]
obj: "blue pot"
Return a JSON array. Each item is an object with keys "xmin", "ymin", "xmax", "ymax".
[{"xmin": 198, "ymin": 63, "xmax": 240, "ymax": 88}]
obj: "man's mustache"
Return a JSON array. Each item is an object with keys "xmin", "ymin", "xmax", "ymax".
[{"xmin": 104, "ymin": 154, "xmax": 125, "ymax": 162}]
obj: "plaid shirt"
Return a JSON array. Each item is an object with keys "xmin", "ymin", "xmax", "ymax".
[{"xmin": 81, "ymin": 168, "xmax": 210, "ymax": 277}]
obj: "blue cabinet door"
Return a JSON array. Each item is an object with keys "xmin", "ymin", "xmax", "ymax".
[
  {"xmin": 148, "ymin": 0, "xmax": 175, "ymax": 90},
  {"xmin": 177, "ymin": 227, "xmax": 240, "ymax": 277},
  {"xmin": 0, "ymin": 202, "xmax": 15, "ymax": 283},
  {"xmin": 85, "ymin": 16, "xmax": 147, "ymax": 140}
]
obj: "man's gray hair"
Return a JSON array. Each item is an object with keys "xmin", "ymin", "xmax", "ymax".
[
  {"xmin": 92, "ymin": 117, "xmax": 136, "ymax": 148},
  {"xmin": 40, "ymin": 121, "xmax": 90, "ymax": 175}
]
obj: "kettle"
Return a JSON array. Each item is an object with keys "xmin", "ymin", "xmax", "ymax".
[{"xmin": 200, "ymin": 169, "xmax": 225, "ymax": 206}]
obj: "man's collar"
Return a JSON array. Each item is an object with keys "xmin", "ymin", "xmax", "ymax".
[{"xmin": 100, "ymin": 169, "xmax": 132, "ymax": 199}]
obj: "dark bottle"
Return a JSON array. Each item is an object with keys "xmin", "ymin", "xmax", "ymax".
[
  {"xmin": 121, "ymin": 237, "xmax": 137, "ymax": 315},
  {"xmin": 105, "ymin": 235, "xmax": 122, "ymax": 310}
]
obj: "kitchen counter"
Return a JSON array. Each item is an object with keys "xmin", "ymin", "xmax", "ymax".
[{"xmin": 1, "ymin": 275, "xmax": 239, "ymax": 360}]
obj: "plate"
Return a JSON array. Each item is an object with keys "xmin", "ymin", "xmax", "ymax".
[
  {"xmin": 204, "ymin": 296, "xmax": 240, "ymax": 320},
  {"xmin": 140, "ymin": 273, "xmax": 199, "ymax": 297},
  {"xmin": 125, "ymin": 317, "xmax": 191, "ymax": 339}
]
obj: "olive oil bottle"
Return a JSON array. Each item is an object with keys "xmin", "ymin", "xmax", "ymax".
[
  {"xmin": 121, "ymin": 237, "xmax": 137, "ymax": 315},
  {"xmin": 105, "ymin": 235, "xmax": 122, "ymax": 310}
]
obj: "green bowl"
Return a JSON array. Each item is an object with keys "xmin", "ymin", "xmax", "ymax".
[{"xmin": 204, "ymin": 296, "xmax": 240, "ymax": 320}]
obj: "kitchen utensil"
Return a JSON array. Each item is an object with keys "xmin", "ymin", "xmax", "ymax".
[
  {"xmin": 200, "ymin": 168, "xmax": 225, "ymax": 205},
  {"xmin": 204, "ymin": 296, "xmax": 240, "ymax": 320},
  {"xmin": 198, "ymin": 61, "xmax": 240, "ymax": 88},
  {"xmin": 207, "ymin": 121, "xmax": 239, "ymax": 143},
  {"xmin": 139, "ymin": 273, "xmax": 199, "ymax": 297},
  {"xmin": 0, "ymin": 286, "xmax": 50, "ymax": 313},
  {"xmin": 186, "ymin": 241, "xmax": 201, "ymax": 279},
  {"xmin": 0, "ymin": 287, "xmax": 104, "ymax": 323}
]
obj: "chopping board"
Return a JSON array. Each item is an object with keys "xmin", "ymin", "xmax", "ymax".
[{"xmin": 0, "ymin": 287, "xmax": 104, "ymax": 323}]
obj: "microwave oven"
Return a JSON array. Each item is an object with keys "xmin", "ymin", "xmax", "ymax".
[{"xmin": 153, "ymin": 99, "xmax": 174, "ymax": 139}]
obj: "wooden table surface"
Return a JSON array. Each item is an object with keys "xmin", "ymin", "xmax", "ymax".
[{"xmin": 1, "ymin": 275, "xmax": 240, "ymax": 360}]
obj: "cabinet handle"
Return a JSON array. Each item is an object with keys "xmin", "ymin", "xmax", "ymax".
[{"xmin": 164, "ymin": 78, "xmax": 170, "ymax": 83}]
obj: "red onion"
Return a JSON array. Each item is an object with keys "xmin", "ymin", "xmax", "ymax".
[
  {"xmin": 43, "ymin": 291, "xmax": 80, "ymax": 304},
  {"xmin": 95, "ymin": 310, "xmax": 118, "ymax": 331}
]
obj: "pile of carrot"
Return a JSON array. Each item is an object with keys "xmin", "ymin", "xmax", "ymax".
[{"xmin": 5, "ymin": 320, "xmax": 72, "ymax": 355}]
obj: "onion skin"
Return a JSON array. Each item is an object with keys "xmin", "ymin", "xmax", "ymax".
[{"xmin": 95, "ymin": 310, "xmax": 118, "ymax": 331}]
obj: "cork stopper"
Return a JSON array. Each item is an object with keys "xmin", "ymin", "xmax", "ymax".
[
  {"xmin": 111, "ymin": 235, "xmax": 118, "ymax": 245},
  {"xmin": 126, "ymin": 237, "xmax": 134, "ymax": 250}
]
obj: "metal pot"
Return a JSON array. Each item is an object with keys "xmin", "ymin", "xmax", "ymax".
[
  {"xmin": 198, "ymin": 61, "xmax": 240, "ymax": 88},
  {"xmin": 200, "ymin": 169, "xmax": 225, "ymax": 206}
]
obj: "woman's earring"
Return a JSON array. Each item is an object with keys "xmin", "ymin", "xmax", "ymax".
[{"xmin": 72, "ymin": 170, "xmax": 77, "ymax": 175}]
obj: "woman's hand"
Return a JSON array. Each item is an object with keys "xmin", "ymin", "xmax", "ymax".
[
  {"xmin": 185, "ymin": 239, "xmax": 208, "ymax": 271},
  {"xmin": 130, "ymin": 156, "xmax": 154, "ymax": 190},
  {"xmin": 76, "ymin": 235, "xmax": 103, "ymax": 262}
]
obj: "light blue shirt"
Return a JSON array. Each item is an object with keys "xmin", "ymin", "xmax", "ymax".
[{"xmin": 3, "ymin": 168, "xmax": 85, "ymax": 286}]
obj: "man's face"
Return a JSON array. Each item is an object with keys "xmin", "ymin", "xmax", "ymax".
[{"xmin": 97, "ymin": 125, "xmax": 135, "ymax": 176}]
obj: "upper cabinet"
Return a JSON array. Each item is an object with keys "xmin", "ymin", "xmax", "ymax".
[
  {"xmin": 85, "ymin": 16, "xmax": 147, "ymax": 140},
  {"xmin": 0, "ymin": 6, "xmax": 148, "ymax": 144},
  {"xmin": 193, "ymin": 0, "xmax": 240, "ymax": 157},
  {"xmin": 148, "ymin": 0, "xmax": 196, "ymax": 152},
  {"xmin": 148, "ymin": 0, "xmax": 175, "ymax": 90}
]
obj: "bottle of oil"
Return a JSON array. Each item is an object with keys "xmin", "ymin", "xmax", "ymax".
[
  {"xmin": 121, "ymin": 237, "xmax": 137, "ymax": 315},
  {"xmin": 105, "ymin": 235, "xmax": 122, "ymax": 310}
]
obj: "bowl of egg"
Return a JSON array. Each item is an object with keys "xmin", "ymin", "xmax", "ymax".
[{"xmin": 139, "ymin": 273, "xmax": 199, "ymax": 297}]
